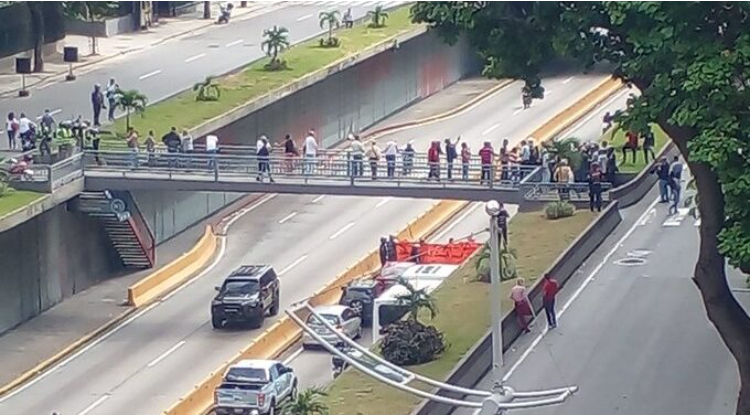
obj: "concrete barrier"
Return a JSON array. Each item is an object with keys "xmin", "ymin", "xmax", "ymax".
[
  {"xmin": 163, "ymin": 200, "xmax": 469, "ymax": 415},
  {"xmin": 609, "ymin": 142, "xmax": 678, "ymax": 208},
  {"xmin": 414, "ymin": 202, "xmax": 623, "ymax": 415},
  {"xmin": 127, "ymin": 226, "xmax": 217, "ymax": 307}
]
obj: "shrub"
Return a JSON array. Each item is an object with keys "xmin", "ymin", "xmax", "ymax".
[
  {"xmin": 545, "ymin": 200, "xmax": 576, "ymax": 220},
  {"xmin": 319, "ymin": 37, "xmax": 341, "ymax": 48},
  {"xmin": 380, "ymin": 319, "xmax": 445, "ymax": 365},
  {"xmin": 475, "ymin": 244, "xmax": 518, "ymax": 283}
]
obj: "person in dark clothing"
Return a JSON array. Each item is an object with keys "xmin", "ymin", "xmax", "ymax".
[
  {"xmin": 496, "ymin": 202, "xmax": 510, "ymax": 247},
  {"xmin": 162, "ymin": 126, "xmax": 182, "ymax": 167},
  {"xmin": 605, "ymin": 147, "xmax": 618, "ymax": 183},
  {"xmin": 588, "ymin": 162, "xmax": 604, "ymax": 212},
  {"xmin": 650, "ymin": 157, "xmax": 671, "ymax": 203},
  {"xmin": 256, "ymin": 137, "xmax": 274, "ymax": 182},
  {"xmin": 444, "ymin": 136, "xmax": 460, "ymax": 180},
  {"xmin": 542, "ymin": 273, "xmax": 559, "ymax": 329},
  {"xmin": 642, "ymin": 129, "xmax": 656, "ymax": 163},
  {"xmin": 379, "ymin": 237, "xmax": 389, "ymax": 266},
  {"xmin": 386, "ymin": 235, "xmax": 398, "ymax": 262},
  {"xmin": 283, "ymin": 133, "xmax": 298, "ymax": 173},
  {"xmin": 91, "ymin": 84, "xmax": 105, "ymax": 127}
]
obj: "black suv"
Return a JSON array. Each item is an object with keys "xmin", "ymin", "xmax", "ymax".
[
  {"xmin": 211, "ymin": 266, "xmax": 280, "ymax": 329},
  {"xmin": 339, "ymin": 279, "xmax": 386, "ymax": 326}
]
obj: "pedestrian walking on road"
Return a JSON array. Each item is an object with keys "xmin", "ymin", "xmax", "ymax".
[
  {"xmin": 256, "ymin": 137, "xmax": 274, "ymax": 183},
  {"xmin": 18, "ymin": 113, "xmax": 36, "ymax": 151},
  {"xmin": 349, "ymin": 134, "xmax": 365, "ymax": 177},
  {"xmin": 402, "ymin": 141, "xmax": 415, "ymax": 176},
  {"xmin": 91, "ymin": 84, "xmax": 105, "ymax": 126},
  {"xmin": 588, "ymin": 162, "xmax": 604, "ymax": 212},
  {"xmin": 444, "ymin": 136, "xmax": 459, "ymax": 180},
  {"xmin": 303, "ymin": 129, "xmax": 318, "ymax": 175},
  {"xmin": 478, "ymin": 141, "xmax": 494, "ymax": 185},
  {"xmin": 542, "ymin": 273, "xmax": 559, "ymax": 329},
  {"xmin": 460, "ymin": 142, "xmax": 470, "ymax": 181},
  {"xmin": 6, "ymin": 112, "xmax": 18, "ymax": 150},
  {"xmin": 366, "ymin": 141, "xmax": 381, "ymax": 180},
  {"xmin": 651, "ymin": 157, "xmax": 670, "ymax": 203},
  {"xmin": 379, "ymin": 237, "xmax": 389, "ymax": 266},
  {"xmin": 668, "ymin": 156, "xmax": 683, "ymax": 214},
  {"xmin": 384, "ymin": 140, "xmax": 398, "ymax": 178},
  {"xmin": 105, "ymin": 78, "xmax": 119, "ymax": 122},
  {"xmin": 510, "ymin": 278, "xmax": 533, "ymax": 333},
  {"xmin": 427, "ymin": 140, "xmax": 442, "ymax": 181}
]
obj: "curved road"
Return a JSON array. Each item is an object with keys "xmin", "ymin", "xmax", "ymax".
[{"xmin": 0, "ymin": 73, "xmax": 609, "ymax": 415}]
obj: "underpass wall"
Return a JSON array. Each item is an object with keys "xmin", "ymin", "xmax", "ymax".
[{"xmin": 0, "ymin": 204, "xmax": 122, "ymax": 334}]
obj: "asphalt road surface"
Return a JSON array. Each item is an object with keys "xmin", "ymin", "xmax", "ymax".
[
  {"xmin": 0, "ymin": 1, "xmax": 406, "ymax": 149},
  {"xmin": 0, "ymin": 72, "xmax": 609, "ymax": 415},
  {"xmin": 452, "ymin": 189, "xmax": 739, "ymax": 413}
]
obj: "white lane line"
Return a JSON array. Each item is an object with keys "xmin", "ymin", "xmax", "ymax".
[
  {"xmin": 138, "ymin": 69, "xmax": 162, "ymax": 80},
  {"xmin": 283, "ymin": 347, "xmax": 305, "ymax": 365},
  {"xmin": 296, "ymin": 13, "xmax": 313, "ymax": 21},
  {"xmin": 562, "ymin": 76, "xmax": 574, "ymax": 84},
  {"xmin": 278, "ymin": 211, "xmax": 298, "ymax": 224},
  {"xmin": 225, "ymin": 39, "xmax": 244, "ymax": 47},
  {"xmin": 662, "ymin": 208, "xmax": 689, "ymax": 227},
  {"xmin": 36, "ymin": 108, "xmax": 62, "ymax": 120},
  {"xmin": 223, "ymin": 194, "xmax": 277, "ymax": 232},
  {"xmin": 311, "ymin": 195, "xmax": 325, "ymax": 204},
  {"xmin": 77, "ymin": 395, "xmax": 109, "ymax": 415},
  {"xmin": 481, "ymin": 123, "xmax": 500, "ymax": 136},
  {"xmin": 279, "ymin": 255, "xmax": 308, "ymax": 276},
  {"xmin": 329, "ymin": 222, "xmax": 356, "ymax": 240},
  {"xmin": 184, "ymin": 53, "xmax": 206, "ymax": 63},
  {"xmin": 513, "ymin": 108, "xmax": 524, "ymax": 116},
  {"xmin": 557, "ymin": 86, "xmax": 629, "ymax": 139},
  {"xmin": 503, "ymin": 196, "xmax": 661, "ymax": 382},
  {"xmin": 375, "ymin": 197, "xmax": 392, "ymax": 208},
  {"xmin": 432, "ymin": 202, "xmax": 482, "ymax": 242},
  {"xmin": 147, "ymin": 341, "xmax": 186, "ymax": 368}
]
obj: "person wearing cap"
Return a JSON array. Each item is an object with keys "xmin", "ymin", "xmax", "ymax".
[
  {"xmin": 349, "ymin": 134, "xmax": 365, "ymax": 177},
  {"xmin": 384, "ymin": 140, "xmax": 399, "ymax": 178},
  {"xmin": 402, "ymin": 140, "xmax": 415, "ymax": 176}
]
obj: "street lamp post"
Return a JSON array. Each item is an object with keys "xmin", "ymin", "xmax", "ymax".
[{"xmin": 484, "ymin": 200, "xmax": 505, "ymax": 396}]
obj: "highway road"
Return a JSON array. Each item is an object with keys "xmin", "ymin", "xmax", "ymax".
[
  {"xmin": 0, "ymin": 72, "xmax": 609, "ymax": 415},
  {"xmin": 0, "ymin": 1, "xmax": 406, "ymax": 149}
]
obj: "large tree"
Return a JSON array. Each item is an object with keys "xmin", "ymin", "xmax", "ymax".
[{"xmin": 412, "ymin": 2, "xmax": 749, "ymax": 413}]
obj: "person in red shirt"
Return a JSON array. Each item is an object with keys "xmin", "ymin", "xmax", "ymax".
[
  {"xmin": 478, "ymin": 141, "xmax": 495, "ymax": 184},
  {"xmin": 427, "ymin": 140, "xmax": 442, "ymax": 181},
  {"xmin": 622, "ymin": 130, "xmax": 639, "ymax": 164},
  {"xmin": 542, "ymin": 273, "xmax": 559, "ymax": 329}
]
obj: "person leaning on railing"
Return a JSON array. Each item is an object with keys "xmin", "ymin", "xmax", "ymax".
[{"xmin": 349, "ymin": 133, "xmax": 365, "ymax": 178}]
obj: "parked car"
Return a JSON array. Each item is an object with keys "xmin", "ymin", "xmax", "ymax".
[
  {"xmin": 302, "ymin": 305, "xmax": 362, "ymax": 349},
  {"xmin": 339, "ymin": 278, "xmax": 387, "ymax": 326},
  {"xmin": 214, "ymin": 359, "xmax": 297, "ymax": 415},
  {"xmin": 211, "ymin": 265, "xmax": 280, "ymax": 329}
]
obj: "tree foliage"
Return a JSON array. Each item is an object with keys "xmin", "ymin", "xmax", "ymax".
[
  {"xmin": 412, "ymin": 2, "xmax": 749, "ymax": 413},
  {"xmin": 115, "ymin": 88, "xmax": 148, "ymax": 130},
  {"xmin": 394, "ymin": 277, "xmax": 438, "ymax": 322},
  {"xmin": 475, "ymin": 243, "xmax": 517, "ymax": 283},
  {"xmin": 367, "ymin": 5, "xmax": 389, "ymax": 28},
  {"xmin": 63, "ymin": 1, "xmax": 119, "ymax": 55},
  {"xmin": 380, "ymin": 319, "xmax": 445, "ymax": 366},
  {"xmin": 193, "ymin": 76, "xmax": 221, "ymax": 101},
  {"xmin": 262, "ymin": 25, "xmax": 290, "ymax": 71},
  {"xmin": 319, "ymin": 10, "xmax": 341, "ymax": 48},
  {"xmin": 279, "ymin": 387, "xmax": 328, "ymax": 415}
]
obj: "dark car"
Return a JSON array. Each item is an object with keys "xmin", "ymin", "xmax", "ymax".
[
  {"xmin": 211, "ymin": 265, "xmax": 280, "ymax": 329},
  {"xmin": 339, "ymin": 279, "xmax": 386, "ymax": 326}
]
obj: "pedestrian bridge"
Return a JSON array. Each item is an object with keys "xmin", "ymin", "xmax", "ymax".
[{"xmin": 20, "ymin": 150, "xmax": 611, "ymax": 203}]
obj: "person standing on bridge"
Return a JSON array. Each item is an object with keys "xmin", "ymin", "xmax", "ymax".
[
  {"xmin": 366, "ymin": 141, "xmax": 382, "ymax": 180},
  {"xmin": 402, "ymin": 140, "xmax": 415, "ymax": 176},
  {"xmin": 127, "ymin": 128, "xmax": 140, "ymax": 169},
  {"xmin": 444, "ymin": 136, "xmax": 459, "ymax": 180},
  {"xmin": 542, "ymin": 273, "xmax": 559, "ymax": 329},
  {"xmin": 303, "ymin": 129, "xmax": 318, "ymax": 175},
  {"xmin": 283, "ymin": 133, "xmax": 298, "ymax": 173},
  {"xmin": 478, "ymin": 141, "xmax": 494, "ymax": 185},
  {"xmin": 256, "ymin": 137, "xmax": 274, "ymax": 183},
  {"xmin": 428, "ymin": 140, "xmax": 442, "ymax": 181},
  {"xmin": 460, "ymin": 141, "xmax": 471, "ymax": 181},
  {"xmin": 510, "ymin": 278, "xmax": 533, "ymax": 333},
  {"xmin": 349, "ymin": 134, "xmax": 365, "ymax": 177},
  {"xmin": 145, "ymin": 130, "xmax": 156, "ymax": 167},
  {"xmin": 384, "ymin": 140, "xmax": 399, "ymax": 178},
  {"xmin": 162, "ymin": 126, "xmax": 182, "ymax": 168}
]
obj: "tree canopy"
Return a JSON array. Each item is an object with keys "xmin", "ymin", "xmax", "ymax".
[{"xmin": 412, "ymin": 2, "xmax": 749, "ymax": 414}]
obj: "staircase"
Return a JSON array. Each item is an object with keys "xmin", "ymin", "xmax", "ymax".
[{"xmin": 76, "ymin": 191, "xmax": 156, "ymax": 269}]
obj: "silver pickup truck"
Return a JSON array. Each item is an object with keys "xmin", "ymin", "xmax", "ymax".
[{"xmin": 214, "ymin": 359, "xmax": 298, "ymax": 415}]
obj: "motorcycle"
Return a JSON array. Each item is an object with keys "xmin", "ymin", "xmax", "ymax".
[
  {"xmin": 522, "ymin": 92, "xmax": 533, "ymax": 109},
  {"xmin": 217, "ymin": 3, "xmax": 234, "ymax": 24},
  {"xmin": 4, "ymin": 157, "xmax": 35, "ymax": 181}
]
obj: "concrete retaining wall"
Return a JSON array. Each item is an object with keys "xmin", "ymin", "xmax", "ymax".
[
  {"xmin": 414, "ymin": 203, "xmax": 623, "ymax": 415},
  {"xmin": 0, "ymin": 203, "xmax": 122, "ymax": 335},
  {"xmin": 210, "ymin": 31, "xmax": 478, "ymax": 148},
  {"xmin": 66, "ymin": 15, "xmax": 136, "ymax": 38}
]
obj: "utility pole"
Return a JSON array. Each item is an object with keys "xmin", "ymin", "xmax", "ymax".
[{"xmin": 485, "ymin": 200, "xmax": 506, "ymax": 396}]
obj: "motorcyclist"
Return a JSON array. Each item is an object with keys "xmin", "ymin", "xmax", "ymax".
[
  {"xmin": 522, "ymin": 86, "xmax": 533, "ymax": 109},
  {"xmin": 217, "ymin": 3, "xmax": 234, "ymax": 24}
]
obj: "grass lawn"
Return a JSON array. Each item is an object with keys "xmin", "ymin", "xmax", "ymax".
[
  {"xmin": 324, "ymin": 209, "xmax": 597, "ymax": 415},
  {"xmin": 104, "ymin": 6, "xmax": 419, "ymax": 147},
  {"xmin": 0, "ymin": 190, "xmax": 45, "ymax": 218},
  {"xmin": 604, "ymin": 124, "xmax": 670, "ymax": 174}
]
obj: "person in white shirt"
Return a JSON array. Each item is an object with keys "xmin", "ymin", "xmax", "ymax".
[
  {"xmin": 303, "ymin": 129, "xmax": 318, "ymax": 174},
  {"xmin": 256, "ymin": 135, "xmax": 267, "ymax": 155},
  {"xmin": 205, "ymin": 134, "xmax": 219, "ymax": 170},
  {"xmin": 365, "ymin": 141, "xmax": 381, "ymax": 180},
  {"xmin": 349, "ymin": 134, "xmax": 365, "ymax": 177},
  {"xmin": 520, "ymin": 139, "xmax": 531, "ymax": 164},
  {"xmin": 17, "ymin": 113, "xmax": 35, "ymax": 147},
  {"xmin": 384, "ymin": 140, "xmax": 399, "ymax": 178}
]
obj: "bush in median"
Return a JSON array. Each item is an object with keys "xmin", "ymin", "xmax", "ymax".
[{"xmin": 545, "ymin": 200, "xmax": 576, "ymax": 220}]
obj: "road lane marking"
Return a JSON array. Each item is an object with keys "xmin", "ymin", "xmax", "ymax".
[
  {"xmin": 311, "ymin": 195, "xmax": 325, "ymax": 204},
  {"xmin": 513, "ymin": 108, "xmax": 524, "ymax": 115},
  {"xmin": 223, "ymin": 194, "xmax": 277, "ymax": 232},
  {"xmin": 296, "ymin": 13, "xmax": 313, "ymax": 21},
  {"xmin": 225, "ymin": 39, "xmax": 244, "ymax": 47},
  {"xmin": 147, "ymin": 341, "xmax": 186, "ymax": 367},
  {"xmin": 502, "ymin": 196, "xmax": 661, "ymax": 382},
  {"xmin": 662, "ymin": 208, "xmax": 689, "ymax": 227},
  {"xmin": 279, "ymin": 255, "xmax": 308, "ymax": 276},
  {"xmin": 375, "ymin": 197, "xmax": 392, "ymax": 208},
  {"xmin": 432, "ymin": 202, "xmax": 482, "ymax": 242},
  {"xmin": 562, "ymin": 76, "xmax": 574, "ymax": 84},
  {"xmin": 138, "ymin": 69, "xmax": 162, "ymax": 80},
  {"xmin": 36, "ymin": 108, "xmax": 62, "ymax": 120},
  {"xmin": 557, "ymin": 86, "xmax": 629, "ymax": 139},
  {"xmin": 278, "ymin": 211, "xmax": 298, "ymax": 224},
  {"xmin": 283, "ymin": 347, "xmax": 305, "ymax": 365},
  {"xmin": 184, "ymin": 53, "xmax": 206, "ymax": 63},
  {"xmin": 77, "ymin": 395, "xmax": 109, "ymax": 415},
  {"xmin": 481, "ymin": 123, "xmax": 500, "ymax": 136},
  {"xmin": 329, "ymin": 222, "xmax": 355, "ymax": 240}
]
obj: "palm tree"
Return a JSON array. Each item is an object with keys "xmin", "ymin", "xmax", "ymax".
[
  {"xmin": 318, "ymin": 10, "xmax": 340, "ymax": 47},
  {"xmin": 544, "ymin": 136, "xmax": 583, "ymax": 172},
  {"xmin": 262, "ymin": 25, "xmax": 290, "ymax": 70},
  {"xmin": 394, "ymin": 278, "xmax": 438, "ymax": 322},
  {"xmin": 193, "ymin": 76, "xmax": 221, "ymax": 101},
  {"xmin": 115, "ymin": 88, "xmax": 148, "ymax": 130},
  {"xmin": 367, "ymin": 5, "xmax": 389, "ymax": 28},
  {"xmin": 279, "ymin": 387, "xmax": 329, "ymax": 415}
]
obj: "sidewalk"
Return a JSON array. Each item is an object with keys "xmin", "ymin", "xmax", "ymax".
[
  {"xmin": 0, "ymin": 1, "xmax": 278, "ymax": 97},
  {"xmin": 0, "ymin": 77, "xmax": 505, "ymax": 391}
]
